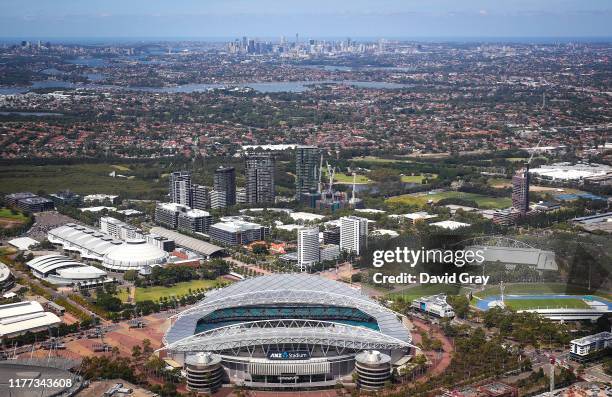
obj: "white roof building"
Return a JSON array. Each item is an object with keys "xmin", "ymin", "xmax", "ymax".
[
  {"xmin": 290, "ymin": 212, "xmax": 326, "ymax": 223},
  {"xmin": 430, "ymin": 220, "xmax": 471, "ymax": 230},
  {"xmin": 27, "ymin": 254, "xmax": 109, "ymax": 286},
  {"xmin": 7, "ymin": 237, "xmax": 39, "ymax": 251},
  {"xmin": 0, "ymin": 301, "xmax": 61, "ymax": 339},
  {"xmin": 48, "ymin": 223, "xmax": 169, "ymax": 271}
]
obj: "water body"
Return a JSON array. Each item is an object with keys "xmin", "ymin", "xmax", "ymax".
[
  {"xmin": 0, "ymin": 79, "xmax": 411, "ymax": 95},
  {"xmin": 300, "ymin": 64, "xmax": 417, "ymax": 72},
  {"xmin": 0, "ymin": 111, "xmax": 63, "ymax": 116},
  {"xmin": 66, "ymin": 57, "xmax": 109, "ymax": 67}
]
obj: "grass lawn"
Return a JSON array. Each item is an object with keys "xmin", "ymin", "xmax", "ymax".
[
  {"xmin": 0, "ymin": 208, "xmax": 29, "ymax": 222},
  {"xmin": 119, "ymin": 278, "xmax": 229, "ymax": 302},
  {"xmin": 475, "ymin": 282, "xmax": 612, "ymax": 300},
  {"xmin": 386, "ymin": 191, "xmax": 512, "ymax": 209},
  {"xmin": 487, "ymin": 178, "xmax": 512, "ymax": 188},
  {"xmin": 350, "ymin": 156, "xmax": 414, "ymax": 164},
  {"xmin": 321, "ymin": 168, "xmax": 370, "ymax": 184},
  {"xmin": 504, "ymin": 298, "xmax": 589, "ymax": 311},
  {"xmin": 401, "ymin": 174, "xmax": 438, "ymax": 183},
  {"xmin": 0, "ymin": 163, "xmax": 166, "ymax": 199},
  {"xmin": 387, "ymin": 284, "xmax": 467, "ymax": 302}
]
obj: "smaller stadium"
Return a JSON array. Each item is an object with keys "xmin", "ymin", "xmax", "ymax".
[{"xmin": 160, "ymin": 274, "xmax": 413, "ymax": 390}]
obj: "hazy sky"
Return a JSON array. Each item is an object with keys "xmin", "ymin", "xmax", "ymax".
[{"xmin": 1, "ymin": 0, "xmax": 611, "ymax": 39}]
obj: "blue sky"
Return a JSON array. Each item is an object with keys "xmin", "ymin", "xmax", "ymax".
[{"xmin": 1, "ymin": 0, "xmax": 611, "ymax": 39}]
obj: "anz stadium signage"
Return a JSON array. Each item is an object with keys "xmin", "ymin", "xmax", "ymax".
[{"xmin": 267, "ymin": 351, "xmax": 310, "ymax": 360}]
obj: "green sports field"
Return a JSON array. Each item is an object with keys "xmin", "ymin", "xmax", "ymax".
[
  {"xmin": 386, "ymin": 190, "xmax": 512, "ymax": 209},
  {"xmin": 118, "ymin": 278, "xmax": 229, "ymax": 302},
  {"xmin": 504, "ymin": 298, "xmax": 589, "ymax": 311},
  {"xmin": 474, "ymin": 282, "xmax": 612, "ymax": 300}
]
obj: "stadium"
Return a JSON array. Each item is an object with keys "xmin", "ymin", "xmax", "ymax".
[{"xmin": 160, "ymin": 274, "xmax": 413, "ymax": 390}]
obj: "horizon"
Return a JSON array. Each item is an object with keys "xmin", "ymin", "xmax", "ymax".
[{"xmin": 2, "ymin": 0, "xmax": 611, "ymax": 39}]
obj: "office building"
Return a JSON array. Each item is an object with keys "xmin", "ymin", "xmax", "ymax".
[
  {"xmin": 340, "ymin": 216, "xmax": 368, "ymax": 255},
  {"xmin": 297, "ymin": 227, "xmax": 320, "ymax": 269},
  {"xmin": 100, "ymin": 216, "xmax": 174, "ymax": 251},
  {"xmin": 169, "ymin": 171, "xmax": 192, "ymax": 206},
  {"xmin": 178, "ymin": 209, "xmax": 213, "ymax": 234},
  {"xmin": 191, "ymin": 184, "xmax": 211, "ymax": 210},
  {"xmin": 214, "ymin": 167, "xmax": 236, "ymax": 207},
  {"xmin": 512, "ymin": 165, "xmax": 530, "ymax": 215},
  {"xmin": 155, "ymin": 203, "xmax": 212, "ymax": 234},
  {"xmin": 245, "ymin": 153, "xmax": 276, "ymax": 204},
  {"xmin": 100, "ymin": 216, "xmax": 144, "ymax": 240},
  {"xmin": 209, "ymin": 220, "xmax": 268, "ymax": 246},
  {"xmin": 569, "ymin": 332, "xmax": 612, "ymax": 362},
  {"xmin": 295, "ymin": 146, "xmax": 321, "ymax": 200},
  {"xmin": 5, "ymin": 192, "xmax": 54, "ymax": 213},
  {"xmin": 320, "ymin": 244, "xmax": 341, "ymax": 262},
  {"xmin": 48, "ymin": 190, "xmax": 81, "ymax": 206}
]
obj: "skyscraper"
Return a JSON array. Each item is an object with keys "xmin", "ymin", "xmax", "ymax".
[
  {"xmin": 214, "ymin": 167, "xmax": 236, "ymax": 207},
  {"xmin": 295, "ymin": 146, "xmax": 321, "ymax": 201},
  {"xmin": 245, "ymin": 153, "xmax": 275, "ymax": 205},
  {"xmin": 297, "ymin": 227, "xmax": 320, "ymax": 270},
  {"xmin": 169, "ymin": 171, "xmax": 192, "ymax": 206},
  {"xmin": 340, "ymin": 216, "xmax": 368, "ymax": 255},
  {"xmin": 512, "ymin": 165, "xmax": 530, "ymax": 215}
]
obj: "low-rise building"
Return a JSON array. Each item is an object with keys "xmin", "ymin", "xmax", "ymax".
[
  {"xmin": 569, "ymin": 331, "xmax": 612, "ymax": 362},
  {"xmin": 209, "ymin": 220, "xmax": 269, "ymax": 246},
  {"xmin": 0, "ymin": 301, "xmax": 61, "ymax": 340}
]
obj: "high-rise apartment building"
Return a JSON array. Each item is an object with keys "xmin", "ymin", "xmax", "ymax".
[
  {"xmin": 295, "ymin": 146, "xmax": 320, "ymax": 201},
  {"xmin": 512, "ymin": 165, "xmax": 530, "ymax": 215},
  {"xmin": 214, "ymin": 167, "xmax": 236, "ymax": 207},
  {"xmin": 191, "ymin": 184, "xmax": 211, "ymax": 210},
  {"xmin": 245, "ymin": 153, "xmax": 275, "ymax": 204},
  {"xmin": 297, "ymin": 227, "xmax": 320, "ymax": 270},
  {"xmin": 339, "ymin": 216, "xmax": 368, "ymax": 255},
  {"xmin": 169, "ymin": 171, "xmax": 192, "ymax": 206}
]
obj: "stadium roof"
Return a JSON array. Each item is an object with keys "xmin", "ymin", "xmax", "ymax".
[
  {"xmin": 164, "ymin": 274, "xmax": 411, "ymax": 348},
  {"xmin": 27, "ymin": 254, "xmax": 107, "ymax": 279},
  {"xmin": 103, "ymin": 239, "xmax": 169, "ymax": 271},
  {"xmin": 468, "ymin": 245, "xmax": 558, "ymax": 271},
  {"xmin": 163, "ymin": 319, "xmax": 412, "ymax": 353},
  {"xmin": 48, "ymin": 223, "xmax": 121, "ymax": 260},
  {"xmin": 150, "ymin": 226, "xmax": 224, "ymax": 256}
]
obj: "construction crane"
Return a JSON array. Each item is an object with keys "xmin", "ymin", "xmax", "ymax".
[
  {"xmin": 317, "ymin": 154, "xmax": 324, "ymax": 194},
  {"xmin": 527, "ymin": 139, "xmax": 542, "ymax": 165},
  {"xmin": 326, "ymin": 161, "xmax": 336, "ymax": 196}
]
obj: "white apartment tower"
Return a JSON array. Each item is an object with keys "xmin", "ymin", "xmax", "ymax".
[
  {"xmin": 169, "ymin": 171, "xmax": 192, "ymax": 206},
  {"xmin": 339, "ymin": 216, "xmax": 368, "ymax": 255},
  {"xmin": 297, "ymin": 227, "xmax": 320, "ymax": 270}
]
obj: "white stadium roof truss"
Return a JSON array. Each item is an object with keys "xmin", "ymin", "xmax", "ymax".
[
  {"xmin": 160, "ymin": 319, "xmax": 414, "ymax": 355},
  {"xmin": 164, "ymin": 289, "xmax": 410, "ymax": 345}
]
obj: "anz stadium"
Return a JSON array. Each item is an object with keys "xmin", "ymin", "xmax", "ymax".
[{"xmin": 160, "ymin": 274, "xmax": 413, "ymax": 391}]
